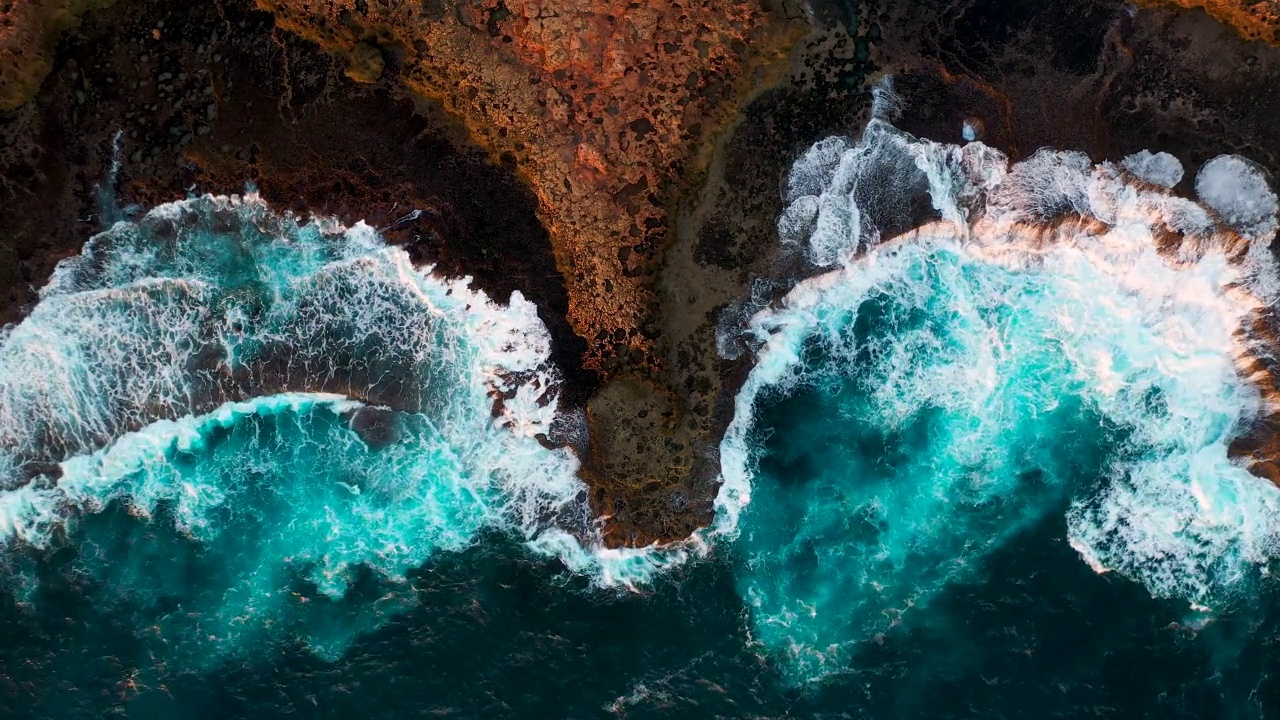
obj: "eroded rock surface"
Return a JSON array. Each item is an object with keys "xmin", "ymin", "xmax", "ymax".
[
  {"xmin": 0, "ymin": 0, "xmax": 589, "ymax": 404},
  {"xmin": 250, "ymin": 0, "xmax": 811, "ymax": 544},
  {"xmin": 0, "ymin": 0, "xmax": 814, "ymax": 547},
  {"xmin": 1136, "ymin": 0, "xmax": 1280, "ymax": 42},
  {"xmin": 666, "ymin": 0, "xmax": 1280, "ymax": 544},
  {"xmin": 0, "ymin": 0, "xmax": 116, "ymax": 111},
  {"xmin": 258, "ymin": 0, "xmax": 795, "ymax": 375}
]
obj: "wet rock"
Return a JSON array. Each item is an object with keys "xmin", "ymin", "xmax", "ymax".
[
  {"xmin": 1134, "ymin": 0, "xmax": 1280, "ymax": 42},
  {"xmin": 345, "ymin": 40, "xmax": 384, "ymax": 83}
]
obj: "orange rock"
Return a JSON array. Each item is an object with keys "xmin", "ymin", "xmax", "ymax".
[
  {"xmin": 252, "ymin": 0, "xmax": 802, "ymax": 545},
  {"xmin": 0, "ymin": 0, "xmax": 800, "ymax": 545},
  {"xmin": 1138, "ymin": 0, "xmax": 1280, "ymax": 42},
  {"xmin": 255, "ymin": 0, "xmax": 796, "ymax": 382}
]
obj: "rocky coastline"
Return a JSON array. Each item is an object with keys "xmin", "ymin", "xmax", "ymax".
[{"xmin": 2, "ymin": 0, "xmax": 1280, "ymax": 548}]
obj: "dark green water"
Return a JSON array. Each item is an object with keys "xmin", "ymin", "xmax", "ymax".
[{"xmin": 4, "ymin": 506, "xmax": 1280, "ymax": 718}]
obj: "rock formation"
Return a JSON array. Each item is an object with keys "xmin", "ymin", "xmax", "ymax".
[
  {"xmin": 1137, "ymin": 0, "xmax": 1280, "ymax": 42},
  {"xmin": 250, "ymin": 0, "xmax": 812, "ymax": 544}
]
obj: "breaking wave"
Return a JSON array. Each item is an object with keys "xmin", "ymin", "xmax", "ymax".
[
  {"xmin": 719, "ymin": 108, "xmax": 1280, "ymax": 682},
  {"xmin": 0, "ymin": 193, "xmax": 666, "ymax": 664}
]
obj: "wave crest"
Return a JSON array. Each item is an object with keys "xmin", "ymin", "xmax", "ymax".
[
  {"xmin": 722, "ymin": 102, "xmax": 1280, "ymax": 681},
  {"xmin": 0, "ymin": 192, "xmax": 669, "ymax": 663}
]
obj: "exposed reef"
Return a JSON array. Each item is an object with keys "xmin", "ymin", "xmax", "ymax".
[
  {"xmin": 255, "ymin": 0, "xmax": 796, "ymax": 375},
  {"xmin": 661, "ymin": 0, "xmax": 1280, "ymax": 547},
  {"xmin": 0, "ymin": 0, "xmax": 115, "ymax": 111},
  {"xmin": 0, "ymin": 0, "xmax": 590, "ymax": 399},
  {"xmin": 0, "ymin": 0, "xmax": 809, "ymax": 546}
]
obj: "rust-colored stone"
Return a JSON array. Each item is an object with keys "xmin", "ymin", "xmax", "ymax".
[
  {"xmin": 3, "ymin": 0, "xmax": 1280, "ymax": 551},
  {"xmin": 256, "ymin": 0, "xmax": 796, "ymax": 382},
  {"xmin": 1138, "ymin": 0, "xmax": 1280, "ymax": 43},
  {"xmin": 0, "ymin": 0, "xmax": 803, "ymax": 547},
  {"xmin": 253, "ymin": 0, "xmax": 802, "ymax": 545}
]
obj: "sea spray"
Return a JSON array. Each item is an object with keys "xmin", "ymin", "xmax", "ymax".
[
  {"xmin": 0, "ymin": 192, "xmax": 670, "ymax": 664},
  {"xmin": 718, "ymin": 109, "xmax": 1280, "ymax": 682}
]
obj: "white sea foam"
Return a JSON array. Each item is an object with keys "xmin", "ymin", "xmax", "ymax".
[
  {"xmin": 0, "ymin": 192, "xmax": 668, "ymax": 602},
  {"xmin": 1123, "ymin": 150, "xmax": 1184, "ymax": 189},
  {"xmin": 1195, "ymin": 155, "xmax": 1278, "ymax": 239},
  {"xmin": 721, "ymin": 94, "xmax": 1280, "ymax": 662}
]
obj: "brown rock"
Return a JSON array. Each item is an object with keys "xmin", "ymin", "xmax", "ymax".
[
  {"xmin": 345, "ymin": 40, "xmax": 385, "ymax": 83},
  {"xmin": 0, "ymin": 0, "xmax": 116, "ymax": 112},
  {"xmin": 1139, "ymin": 0, "xmax": 1280, "ymax": 43},
  {"xmin": 256, "ymin": 0, "xmax": 805, "ymax": 544}
]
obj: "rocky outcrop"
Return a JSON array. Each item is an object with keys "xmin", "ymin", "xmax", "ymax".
[
  {"xmin": 257, "ymin": 0, "xmax": 797, "ymax": 377},
  {"xmin": 0, "ymin": 0, "xmax": 580, "ymax": 400},
  {"xmin": 0, "ymin": 0, "xmax": 811, "ymax": 547},
  {"xmin": 0, "ymin": 0, "xmax": 114, "ymax": 112},
  {"xmin": 5, "ymin": 0, "xmax": 1280, "ymax": 550},
  {"xmin": 252, "ymin": 0, "xmax": 805, "ymax": 544},
  {"xmin": 1137, "ymin": 0, "xmax": 1280, "ymax": 43}
]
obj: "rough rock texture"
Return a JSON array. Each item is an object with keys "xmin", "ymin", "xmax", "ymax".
[
  {"xmin": 249, "ymin": 0, "xmax": 808, "ymax": 545},
  {"xmin": 862, "ymin": 0, "xmax": 1280, "ymax": 192},
  {"xmin": 247, "ymin": 0, "xmax": 1280, "ymax": 545},
  {"xmin": 255, "ymin": 0, "xmax": 795, "ymax": 378},
  {"xmin": 0, "ymin": 0, "xmax": 591, "ymax": 404},
  {"xmin": 0, "ymin": 0, "xmax": 813, "ymax": 547},
  {"xmin": 668, "ymin": 0, "xmax": 1280, "ymax": 522},
  {"xmin": 1137, "ymin": 0, "xmax": 1280, "ymax": 42},
  {"xmin": 0, "ymin": 0, "xmax": 115, "ymax": 111},
  {"xmin": 4, "ymin": 0, "xmax": 1280, "ymax": 549},
  {"xmin": 651, "ymin": 15, "xmax": 873, "ymax": 542}
]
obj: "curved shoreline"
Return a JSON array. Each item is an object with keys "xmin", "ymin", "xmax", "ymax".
[{"xmin": 3, "ymin": 0, "xmax": 1280, "ymax": 550}]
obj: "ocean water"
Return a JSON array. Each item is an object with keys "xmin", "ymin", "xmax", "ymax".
[
  {"xmin": 7, "ymin": 115, "xmax": 1280, "ymax": 718},
  {"xmin": 714, "ymin": 104, "xmax": 1280, "ymax": 712},
  {"xmin": 727, "ymin": 238, "xmax": 1276, "ymax": 683},
  {"xmin": 0, "ymin": 194, "xmax": 677, "ymax": 716}
]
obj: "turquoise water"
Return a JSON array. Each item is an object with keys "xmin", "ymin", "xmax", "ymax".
[
  {"xmin": 729, "ymin": 239, "xmax": 1278, "ymax": 684},
  {"xmin": 6, "ymin": 123, "xmax": 1280, "ymax": 717},
  {"xmin": 733, "ymin": 243, "xmax": 1126, "ymax": 681},
  {"xmin": 721, "ymin": 116, "xmax": 1280, "ymax": 687},
  {"xmin": 0, "ymin": 193, "xmax": 663, "ymax": 674},
  {"xmin": 7, "ymin": 393, "xmax": 492, "ymax": 663},
  {"xmin": 6, "ymin": 501, "xmax": 1280, "ymax": 718}
]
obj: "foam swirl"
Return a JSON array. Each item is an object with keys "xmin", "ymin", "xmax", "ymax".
[
  {"xmin": 719, "ymin": 108, "xmax": 1280, "ymax": 682},
  {"xmin": 0, "ymin": 193, "xmax": 668, "ymax": 662}
]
